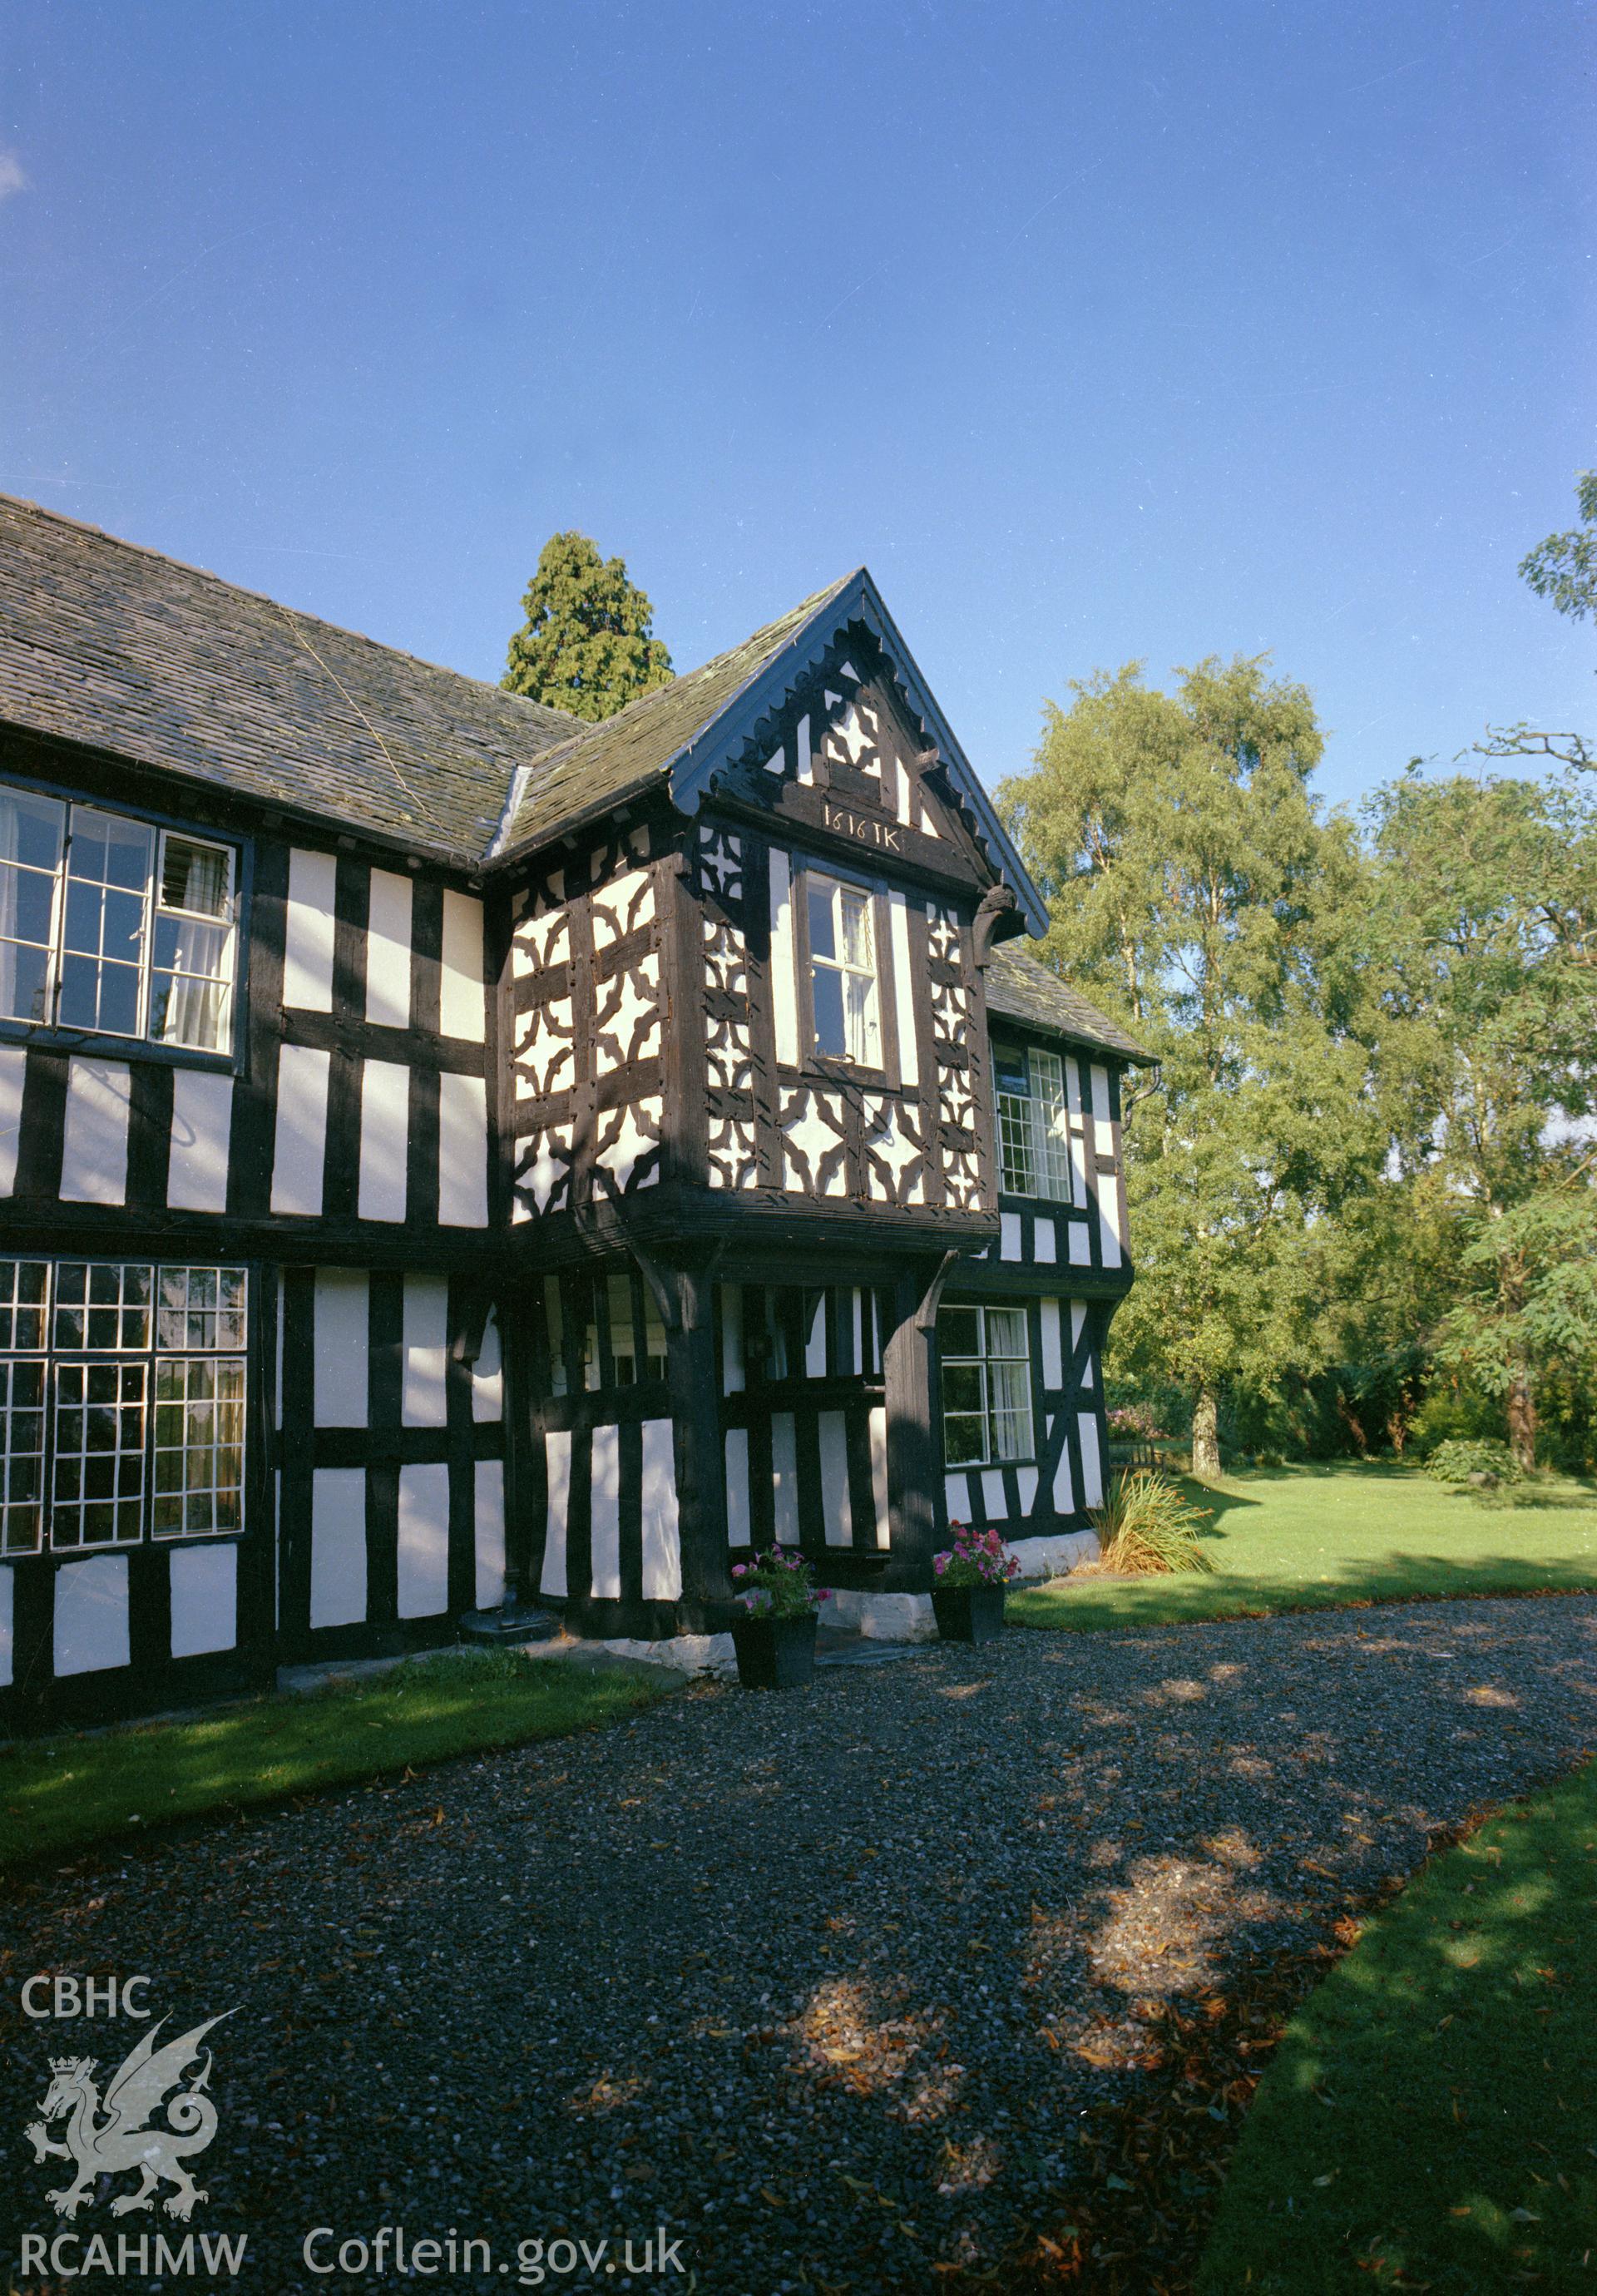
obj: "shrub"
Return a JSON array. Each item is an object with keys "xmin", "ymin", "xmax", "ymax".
[
  {"xmin": 933, "ymin": 1522, "xmax": 1021, "ymax": 1587},
  {"xmin": 731, "ymin": 1546, "xmax": 829, "ymax": 1617},
  {"xmin": 1091, "ymin": 1471, "xmax": 1215, "ymax": 1574},
  {"xmin": 1410, "ymin": 1387, "xmax": 1505, "ymax": 1459},
  {"xmin": 1423, "ymin": 1437, "xmax": 1524, "ymax": 1487},
  {"xmin": 1107, "ymin": 1403, "xmax": 1166, "ymax": 1442}
]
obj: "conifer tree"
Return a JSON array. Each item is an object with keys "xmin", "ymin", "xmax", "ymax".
[{"xmin": 502, "ymin": 532, "xmax": 674, "ymax": 723}]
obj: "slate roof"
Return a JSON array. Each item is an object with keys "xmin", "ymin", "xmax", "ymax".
[
  {"xmin": 0, "ymin": 495, "xmax": 582, "ymax": 863},
  {"xmin": 492, "ymin": 572, "xmax": 858, "ymax": 856},
  {"xmin": 985, "ymin": 941, "xmax": 1156, "ymax": 1065}
]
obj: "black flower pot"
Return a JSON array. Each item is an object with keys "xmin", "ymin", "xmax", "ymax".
[
  {"xmin": 932, "ymin": 1584, "xmax": 1007, "ymax": 1645},
  {"xmin": 731, "ymin": 1613, "xmax": 818, "ymax": 1689}
]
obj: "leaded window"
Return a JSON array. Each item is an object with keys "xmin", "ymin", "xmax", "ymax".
[
  {"xmin": 0, "ymin": 1258, "xmax": 248, "ymax": 1553},
  {"xmin": 939, "ymin": 1303, "xmax": 1035, "ymax": 1467},
  {"xmin": 807, "ymin": 873, "xmax": 880, "ymax": 1065},
  {"xmin": 994, "ymin": 1043, "xmax": 1074, "ymax": 1202},
  {"xmin": 0, "ymin": 784, "xmax": 237, "ymax": 1052}
]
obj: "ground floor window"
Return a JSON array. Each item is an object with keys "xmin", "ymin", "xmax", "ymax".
[
  {"xmin": 938, "ymin": 1302, "xmax": 1034, "ymax": 1467},
  {"xmin": 0, "ymin": 1258, "xmax": 247, "ymax": 1553}
]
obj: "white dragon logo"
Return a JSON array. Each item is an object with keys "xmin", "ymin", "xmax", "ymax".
[{"xmin": 25, "ymin": 2011, "xmax": 231, "ymax": 2222}]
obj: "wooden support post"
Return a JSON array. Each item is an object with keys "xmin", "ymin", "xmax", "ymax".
[
  {"xmin": 658, "ymin": 1261, "xmax": 733, "ymax": 1632},
  {"xmin": 878, "ymin": 1250, "xmax": 960, "ymax": 1590}
]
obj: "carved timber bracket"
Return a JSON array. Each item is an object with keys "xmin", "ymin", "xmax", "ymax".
[
  {"xmin": 914, "ymin": 1247, "xmax": 969, "ymax": 1334},
  {"xmin": 972, "ymin": 882, "xmax": 1021, "ymax": 967},
  {"xmin": 630, "ymin": 1240, "xmax": 725, "ymax": 1335}
]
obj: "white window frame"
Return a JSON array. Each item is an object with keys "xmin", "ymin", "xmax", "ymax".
[
  {"xmin": 0, "ymin": 781, "xmax": 239, "ymax": 1053},
  {"xmin": 939, "ymin": 1302, "xmax": 1036, "ymax": 1468},
  {"xmin": 804, "ymin": 869, "xmax": 882, "ymax": 1067},
  {"xmin": 995, "ymin": 1043, "xmax": 1075, "ymax": 1203}
]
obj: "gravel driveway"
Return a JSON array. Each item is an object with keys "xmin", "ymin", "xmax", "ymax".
[{"xmin": 2, "ymin": 1597, "xmax": 1594, "ymax": 2294}]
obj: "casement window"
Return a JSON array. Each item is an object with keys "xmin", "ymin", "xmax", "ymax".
[
  {"xmin": 606, "ymin": 1273, "xmax": 668, "ymax": 1386},
  {"xmin": 994, "ymin": 1043, "xmax": 1074, "ymax": 1202},
  {"xmin": 0, "ymin": 784, "xmax": 238, "ymax": 1052},
  {"xmin": 939, "ymin": 1303, "xmax": 1034, "ymax": 1467},
  {"xmin": 0, "ymin": 1258, "xmax": 247, "ymax": 1554},
  {"xmin": 806, "ymin": 873, "xmax": 880, "ymax": 1065}
]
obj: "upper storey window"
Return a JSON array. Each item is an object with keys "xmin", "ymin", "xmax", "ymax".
[
  {"xmin": 0, "ymin": 785, "xmax": 237, "ymax": 1052},
  {"xmin": 808, "ymin": 873, "xmax": 879, "ymax": 1065},
  {"xmin": 995, "ymin": 1043, "xmax": 1073, "ymax": 1202}
]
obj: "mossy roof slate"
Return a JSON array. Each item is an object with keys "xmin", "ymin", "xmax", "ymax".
[
  {"xmin": 0, "ymin": 495, "xmax": 582, "ymax": 863},
  {"xmin": 984, "ymin": 941, "xmax": 1156, "ymax": 1065},
  {"xmin": 492, "ymin": 572, "xmax": 858, "ymax": 855}
]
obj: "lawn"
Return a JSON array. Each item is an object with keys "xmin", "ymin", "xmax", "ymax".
[
  {"xmin": 0, "ymin": 1647, "xmax": 675, "ymax": 1869},
  {"xmin": 1010, "ymin": 1460, "xmax": 1597, "ymax": 1630},
  {"xmin": 1198, "ymin": 1754, "xmax": 1597, "ymax": 2292}
]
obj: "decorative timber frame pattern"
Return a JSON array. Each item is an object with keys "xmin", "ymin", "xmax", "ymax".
[{"xmin": 0, "ymin": 500, "xmax": 1153, "ymax": 1726}]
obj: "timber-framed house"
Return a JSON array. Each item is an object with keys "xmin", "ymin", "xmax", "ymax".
[{"xmin": 0, "ymin": 499, "xmax": 1151, "ymax": 1726}]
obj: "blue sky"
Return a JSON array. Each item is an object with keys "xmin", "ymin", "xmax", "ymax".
[{"xmin": 1, "ymin": 1, "xmax": 1590, "ymax": 812}]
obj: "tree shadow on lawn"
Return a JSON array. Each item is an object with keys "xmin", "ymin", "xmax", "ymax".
[
  {"xmin": 773, "ymin": 1651, "xmax": 1595, "ymax": 2294},
  {"xmin": 1011, "ymin": 1549, "xmax": 1597, "ymax": 1632},
  {"xmin": 1195, "ymin": 1756, "xmax": 1597, "ymax": 2293}
]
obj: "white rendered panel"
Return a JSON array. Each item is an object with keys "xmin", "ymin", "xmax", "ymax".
[
  {"xmin": 53, "ymin": 1554, "xmax": 130, "ymax": 1675},
  {"xmin": 1034, "ymin": 1216, "xmax": 1056, "ymax": 1264},
  {"xmin": 999, "ymin": 1212, "xmax": 1022, "ymax": 1261},
  {"xmin": 1052, "ymin": 1428, "xmax": 1075, "ymax": 1512},
  {"xmin": 1078, "ymin": 1413, "xmax": 1105, "ymax": 1507},
  {"xmin": 1016, "ymin": 1466, "xmax": 1039, "ymax": 1517},
  {"xmin": 0, "ymin": 1563, "xmax": 11, "ymax": 1685},
  {"xmin": 944, "ymin": 1472, "xmax": 972, "ymax": 1523},
  {"xmin": 590, "ymin": 1424, "xmax": 622, "ymax": 1599},
  {"xmin": 804, "ymin": 1294, "xmax": 828, "ymax": 1378},
  {"xmin": 440, "ymin": 891, "xmax": 487, "ymax": 1042},
  {"xmin": 541, "ymin": 1431, "xmax": 571, "ymax": 1597},
  {"xmin": 869, "ymin": 1406, "xmax": 890, "ymax": 1546},
  {"xmin": 851, "ymin": 1289, "xmax": 864, "ymax": 1375},
  {"xmin": 1090, "ymin": 1063, "xmax": 1114, "ymax": 1147},
  {"xmin": 721, "ymin": 1284, "xmax": 744, "ymax": 1395},
  {"xmin": 169, "ymin": 1542, "xmax": 237, "ymax": 1658},
  {"xmin": 818, "ymin": 1411, "xmax": 852, "ymax": 1546},
  {"xmin": 310, "ymin": 1468, "xmax": 367, "ymax": 1628},
  {"xmin": 271, "ymin": 1044, "xmax": 330, "ymax": 1215},
  {"xmin": 365, "ymin": 867, "xmax": 413, "ymax": 1028},
  {"xmin": 471, "ymin": 1309, "xmax": 503, "ymax": 1422},
  {"xmin": 1067, "ymin": 1220, "xmax": 1093, "ymax": 1267},
  {"xmin": 887, "ymin": 891, "xmax": 919, "ymax": 1086},
  {"xmin": 0, "ymin": 1045, "xmax": 23, "ymax": 1195},
  {"xmin": 981, "ymin": 1468, "xmax": 1008, "ymax": 1520},
  {"xmin": 640, "ymin": 1418, "xmax": 682, "ymax": 1600},
  {"xmin": 724, "ymin": 1426, "xmax": 751, "ymax": 1546},
  {"xmin": 396, "ymin": 1462, "xmax": 450, "ymax": 1619},
  {"xmin": 402, "ymin": 1274, "xmax": 449, "ymax": 1427},
  {"xmin": 438, "ymin": 1071, "xmax": 489, "ymax": 1226},
  {"xmin": 771, "ymin": 1412, "xmax": 799, "ymax": 1545},
  {"xmin": 795, "ymin": 712, "xmax": 813, "ymax": 785},
  {"xmin": 283, "ymin": 848, "xmax": 337, "ymax": 1012},
  {"xmin": 60, "ymin": 1059, "xmax": 130, "ymax": 1204},
  {"xmin": 166, "ymin": 1069, "xmax": 233, "ymax": 1213},
  {"xmin": 314, "ymin": 1269, "xmax": 369, "ymax": 1427},
  {"xmin": 1041, "ymin": 1298, "xmax": 1063, "ymax": 1389},
  {"xmin": 358, "ymin": 1059, "xmax": 409, "ymax": 1224},
  {"xmin": 474, "ymin": 1458, "xmax": 507, "ymax": 1609},
  {"xmin": 1100, "ymin": 1180, "xmax": 1124, "ymax": 1269},
  {"xmin": 769, "ymin": 849, "xmax": 799, "ymax": 1064}
]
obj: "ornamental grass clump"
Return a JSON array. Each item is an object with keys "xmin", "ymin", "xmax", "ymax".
[
  {"xmin": 731, "ymin": 1546, "xmax": 828, "ymax": 1617},
  {"xmin": 1092, "ymin": 1470, "xmax": 1214, "ymax": 1575},
  {"xmin": 932, "ymin": 1522, "xmax": 1021, "ymax": 1586}
]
